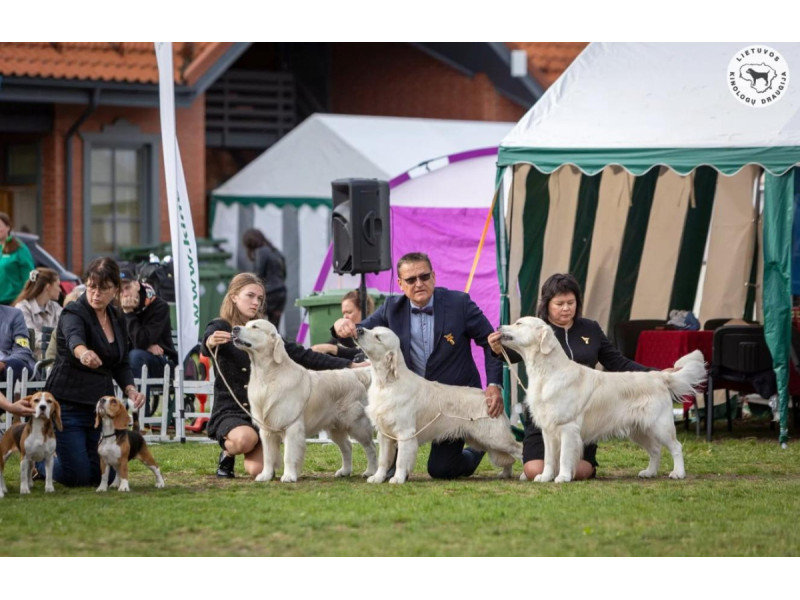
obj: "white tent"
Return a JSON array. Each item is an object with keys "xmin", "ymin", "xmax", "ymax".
[
  {"xmin": 496, "ymin": 42, "xmax": 800, "ymax": 444},
  {"xmin": 211, "ymin": 113, "xmax": 513, "ymax": 337}
]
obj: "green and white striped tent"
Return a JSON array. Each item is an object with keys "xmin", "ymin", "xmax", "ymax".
[{"xmin": 495, "ymin": 42, "xmax": 800, "ymax": 444}]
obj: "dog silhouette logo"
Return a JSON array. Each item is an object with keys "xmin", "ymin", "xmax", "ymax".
[{"xmin": 728, "ymin": 45, "xmax": 790, "ymax": 108}]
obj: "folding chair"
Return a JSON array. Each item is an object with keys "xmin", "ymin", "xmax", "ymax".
[
  {"xmin": 612, "ymin": 319, "xmax": 667, "ymax": 360},
  {"xmin": 175, "ymin": 365, "xmax": 215, "ymax": 442}
]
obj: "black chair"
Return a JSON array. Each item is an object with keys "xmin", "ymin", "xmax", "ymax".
[
  {"xmin": 703, "ymin": 317, "xmax": 758, "ymax": 331},
  {"xmin": 705, "ymin": 326, "xmax": 774, "ymax": 441},
  {"xmin": 613, "ymin": 319, "xmax": 668, "ymax": 360}
]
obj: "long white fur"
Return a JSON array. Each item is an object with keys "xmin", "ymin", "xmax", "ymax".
[
  {"xmin": 233, "ymin": 319, "xmax": 377, "ymax": 483},
  {"xmin": 499, "ymin": 316, "xmax": 707, "ymax": 482},
  {"xmin": 356, "ymin": 326, "xmax": 522, "ymax": 484}
]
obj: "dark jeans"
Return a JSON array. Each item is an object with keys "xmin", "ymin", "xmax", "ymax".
[
  {"xmin": 128, "ymin": 349, "xmax": 169, "ymax": 416},
  {"xmin": 53, "ymin": 406, "xmax": 105, "ymax": 487},
  {"xmin": 427, "ymin": 438, "xmax": 484, "ymax": 480}
]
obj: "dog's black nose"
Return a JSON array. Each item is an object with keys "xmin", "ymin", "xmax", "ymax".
[
  {"xmin": 355, "ymin": 327, "xmax": 364, "ymax": 337},
  {"xmin": 232, "ymin": 326, "xmax": 241, "ymax": 335}
]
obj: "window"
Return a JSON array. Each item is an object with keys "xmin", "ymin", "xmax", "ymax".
[{"xmin": 82, "ymin": 120, "xmax": 160, "ymax": 260}]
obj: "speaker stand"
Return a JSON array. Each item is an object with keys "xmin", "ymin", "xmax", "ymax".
[{"xmin": 359, "ymin": 273, "xmax": 368, "ymax": 319}]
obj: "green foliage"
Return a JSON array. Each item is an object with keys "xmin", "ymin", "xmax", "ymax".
[{"xmin": 1, "ymin": 428, "xmax": 798, "ymax": 556}]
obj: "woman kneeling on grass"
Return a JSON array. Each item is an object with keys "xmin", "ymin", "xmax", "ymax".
[{"xmin": 203, "ymin": 272, "xmax": 362, "ymax": 478}]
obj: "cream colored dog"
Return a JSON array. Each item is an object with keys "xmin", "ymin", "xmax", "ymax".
[
  {"xmin": 232, "ymin": 319, "xmax": 377, "ymax": 482},
  {"xmin": 355, "ymin": 326, "xmax": 522, "ymax": 484},
  {"xmin": 498, "ymin": 317, "xmax": 706, "ymax": 482}
]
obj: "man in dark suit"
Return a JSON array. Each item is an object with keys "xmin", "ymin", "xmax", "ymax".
[{"xmin": 333, "ymin": 252, "xmax": 503, "ymax": 479}]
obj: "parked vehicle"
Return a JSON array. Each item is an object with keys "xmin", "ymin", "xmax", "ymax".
[{"xmin": 16, "ymin": 232, "xmax": 81, "ymax": 297}]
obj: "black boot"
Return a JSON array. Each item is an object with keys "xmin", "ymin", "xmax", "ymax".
[{"xmin": 216, "ymin": 451, "xmax": 236, "ymax": 478}]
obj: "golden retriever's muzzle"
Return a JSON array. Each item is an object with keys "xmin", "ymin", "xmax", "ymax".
[{"xmin": 231, "ymin": 326, "xmax": 251, "ymax": 349}]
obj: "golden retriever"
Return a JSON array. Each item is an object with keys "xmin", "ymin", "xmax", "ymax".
[
  {"xmin": 232, "ymin": 319, "xmax": 377, "ymax": 482},
  {"xmin": 498, "ymin": 317, "xmax": 706, "ymax": 482},
  {"xmin": 355, "ymin": 326, "xmax": 521, "ymax": 484}
]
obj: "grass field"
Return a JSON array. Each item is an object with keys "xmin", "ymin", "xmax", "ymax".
[{"xmin": 1, "ymin": 420, "xmax": 798, "ymax": 557}]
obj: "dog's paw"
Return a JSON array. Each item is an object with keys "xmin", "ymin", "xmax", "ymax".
[
  {"xmin": 255, "ymin": 470, "xmax": 274, "ymax": 482},
  {"xmin": 388, "ymin": 475, "xmax": 407, "ymax": 484},
  {"xmin": 19, "ymin": 486, "xmax": 31, "ymax": 495},
  {"xmin": 498, "ymin": 466, "xmax": 513, "ymax": 479},
  {"xmin": 668, "ymin": 470, "xmax": 686, "ymax": 480},
  {"xmin": 638, "ymin": 469, "xmax": 657, "ymax": 478},
  {"xmin": 334, "ymin": 468, "xmax": 352, "ymax": 478},
  {"xmin": 45, "ymin": 484, "xmax": 55, "ymax": 493},
  {"xmin": 533, "ymin": 473, "xmax": 554, "ymax": 482},
  {"xmin": 367, "ymin": 473, "xmax": 385, "ymax": 483},
  {"xmin": 519, "ymin": 472, "xmax": 528, "ymax": 482},
  {"xmin": 155, "ymin": 480, "xmax": 165, "ymax": 489},
  {"xmin": 554, "ymin": 474, "xmax": 573, "ymax": 483},
  {"xmin": 118, "ymin": 481, "xmax": 130, "ymax": 492},
  {"xmin": 96, "ymin": 484, "xmax": 108, "ymax": 493},
  {"xmin": 361, "ymin": 468, "xmax": 377, "ymax": 478},
  {"xmin": 280, "ymin": 473, "xmax": 298, "ymax": 483}
]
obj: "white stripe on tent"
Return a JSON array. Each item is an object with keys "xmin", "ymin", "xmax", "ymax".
[
  {"xmin": 297, "ymin": 204, "xmax": 332, "ymax": 300},
  {"xmin": 583, "ymin": 166, "xmax": 635, "ymax": 331},
  {"xmin": 630, "ymin": 167, "xmax": 691, "ymax": 319},
  {"xmin": 539, "ymin": 165, "xmax": 581, "ymax": 284},
  {"xmin": 507, "ymin": 164, "xmax": 532, "ymax": 323},
  {"xmin": 698, "ymin": 166, "xmax": 760, "ymax": 325}
]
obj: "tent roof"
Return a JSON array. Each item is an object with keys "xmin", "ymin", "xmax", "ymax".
[
  {"xmin": 499, "ymin": 42, "xmax": 800, "ymax": 175},
  {"xmin": 213, "ymin": 113, "xmax": 513, "ymax": 204}
]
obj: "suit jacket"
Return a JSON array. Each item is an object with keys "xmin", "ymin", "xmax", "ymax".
[{"xmin": 359, "ymin": 287, "xmax": 501, "ymax": 389}]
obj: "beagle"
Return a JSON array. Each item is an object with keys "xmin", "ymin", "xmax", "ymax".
[
  {"xmin": 95, "ymin": 396, "xmax": 165, "ymax": 493},
  {"xmin": 0, "ymin": 392, "xmax": 62, "ymax": 498}
]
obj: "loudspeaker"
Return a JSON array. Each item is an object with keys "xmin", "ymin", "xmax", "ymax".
[{"xmin": 331, "ymin": 178, "xmax": 391, "ymax": 275}]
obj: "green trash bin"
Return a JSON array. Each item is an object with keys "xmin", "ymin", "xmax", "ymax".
[{"xmin": 296, "ymin": 289, "xmax": 386, "ymax": 345}]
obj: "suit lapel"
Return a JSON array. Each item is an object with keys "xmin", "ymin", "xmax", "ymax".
[{"xmin": 396, "ymin": 295, "xmax": 412, "ymax": 368}]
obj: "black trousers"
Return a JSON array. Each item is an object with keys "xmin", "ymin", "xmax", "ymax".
[{"xmin": 426, "ymin": 438, "xmax": 484, "ymax": 479}]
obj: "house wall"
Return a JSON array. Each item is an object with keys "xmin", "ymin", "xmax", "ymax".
[
  {"xmin": 40, "ymin": 96, "xmax": 206, "ymax": 273},
  {"xmin": 330, "ymin": 43, "xmax": 526, "ymax": 122}
]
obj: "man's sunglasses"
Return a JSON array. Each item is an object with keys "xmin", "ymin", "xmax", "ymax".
[{"xmin": 401, "ymin": 272, "xmax": 432, "ymax": 285}]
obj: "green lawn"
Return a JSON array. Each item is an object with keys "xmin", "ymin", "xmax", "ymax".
[{"xmin": 1, "ymin": 421, "xmax": 798, "ymax": 557}]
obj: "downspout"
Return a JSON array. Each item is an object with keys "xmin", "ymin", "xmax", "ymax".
[{"xmin": 64, "ymin": 88, "xmax": 100, "ymax": 270}]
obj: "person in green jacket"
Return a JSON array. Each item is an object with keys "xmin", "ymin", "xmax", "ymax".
[{"xmin": 0, "ymin": 212, "xmax": 35, "ymax": 305}]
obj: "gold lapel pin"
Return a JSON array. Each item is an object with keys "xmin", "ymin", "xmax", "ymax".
[{"xmin": 444, "ymin": 333, "xmax": 455, "ymax": 345}]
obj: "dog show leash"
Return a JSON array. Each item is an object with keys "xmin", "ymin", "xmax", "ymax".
[{"xmin": 500, "ymin": 347, "xmax": 528, "ymax": 393}]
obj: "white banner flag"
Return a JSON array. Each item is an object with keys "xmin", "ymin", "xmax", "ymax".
[{"xmin": 154, "ymin": 42, "xmax": 200, "ymax": 364}]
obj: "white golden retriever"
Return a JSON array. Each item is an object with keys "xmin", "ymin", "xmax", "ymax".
[
  {"xmin": 232, "ymin": 319, "xmax": 377, "ymax": 482},
  {"xmin": 498, "ymin": 317, "xmax": 707, "ymax": 482},
  {"xmin": 355, "ymin": 326, "xmax": 522, "ymax": 484}
]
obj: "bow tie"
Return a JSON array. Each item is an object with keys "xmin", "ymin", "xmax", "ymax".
[{"xmin": 411, "ymin": 306, "xmax": 433, "ymax": 315}]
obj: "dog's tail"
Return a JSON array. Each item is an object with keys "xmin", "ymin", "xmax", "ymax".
[{"xmin": 667, "ymin": 349, "xmax": 707, "ymax": 399}]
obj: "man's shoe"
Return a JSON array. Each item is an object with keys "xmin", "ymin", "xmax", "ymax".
[{"xmin": 216, "ymin": 451, "xmax": 236, "ymax": 478}]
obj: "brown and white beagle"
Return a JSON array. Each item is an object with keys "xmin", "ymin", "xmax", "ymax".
[
  {"xmin": 0, "ymin": 392, "xmax": 62, "ymax": 498},
  {"xmin": 95, "ymin": 396, "xmax": 165, "ymax": 493}
]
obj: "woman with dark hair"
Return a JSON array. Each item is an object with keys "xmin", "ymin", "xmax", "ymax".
[
  {"xmin": 0, "ymin": 211, "xmax": 35, "ymax": 305},
  {"xmin": 203, "ymin": 272, "xmax": 360, "ymax": 478},
  {"xmin": 312, "ymin": 289, "xmax": 375, "ymax": 360},
  {"xmin": 241, "ymin": 228, "xmax": 287, "ymax": 327},
  {"xmin": 14, "ymin": 267, "xmax": 62, "ymax": 360},
  {"xmin": 44, "ymin": 257, "xmax": 145, "ymax": 487},
  {"xmin": 489, "ymin": 272, "xmax": 652, "ymax": 481}
]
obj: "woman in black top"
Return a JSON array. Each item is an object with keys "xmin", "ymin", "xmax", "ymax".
[
  {"xmin": 45, "ymin": 257, "xmax": 145, "ymax": 487},
  {"xmin": 489, "ymin": 273, "xmax": 651, "ymax": 481},
  {"xmin": 204, "ymin": 272, "xmax": 357, "ymax": 478}
]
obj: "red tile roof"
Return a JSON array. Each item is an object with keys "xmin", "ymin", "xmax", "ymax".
[
  {"xmin": 507, "ymin": 42, "xmax": 589, "ymax": 88},
  {"xmin": 0, "ymin": 42, "xmax": 233, "ymax": 85}
]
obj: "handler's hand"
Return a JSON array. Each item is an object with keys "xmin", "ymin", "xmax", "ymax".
[
  {"xmin": 488, "ymin": 331, "xmax": 504, "ymax": 355},
  {"xmin": 334, "ymin": 318, "xmax": 357, "ymax": 339},
  {"xmin": 9, "ymin": 399, "xmax": 35, "ymax": 417},
  {"xmin": 129, "ymin": 391, "xmax": 146, "ymax": 410},
  {"xmin": 485, "ymin": 385, "xmax": 503, "ymax": 418},
  {"xmin": 147, "ymin": 344, "xmax": 164, "ymax": 356},
  {"xmin": 206, "ymin": 330, "xmax": 231, "ymax": 350},
  {"xmin": 349, "ymin": 360, "xmax": 371, "ymax": 368}
]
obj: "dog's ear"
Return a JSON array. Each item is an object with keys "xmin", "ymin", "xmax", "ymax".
[
  {"xmin": 382, "ymin": 351, "xmax": 398, "ymax": 383},
  {"xmin": 539, "ymin": 327, "xmax": 559, "ymax": 355},
  {"xmin": 271, "ymin": 333, "xmax": 287, "ymax": 364},
  {"xmin": 113, "ymin": 402, "xmax": 130, "ymax": 430},
  {"xmin": 52, "ymin": 400, "xmax": 63, "ymax": 432},
  {"xmin": 94, "ymin": 410, "xmax": 101, "ymax": 429}
]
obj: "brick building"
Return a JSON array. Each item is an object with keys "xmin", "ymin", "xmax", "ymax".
[{"xmin": 0, "ymin": 42, "xmax": 585, "ymax": 274}]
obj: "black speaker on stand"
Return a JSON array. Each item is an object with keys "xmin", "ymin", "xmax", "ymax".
[{"xmin": 331, "ymin": 178, "xmax": 391, "ymax": 317}]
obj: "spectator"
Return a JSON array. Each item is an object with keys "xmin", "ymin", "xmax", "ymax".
[
  {"xmin": 44, "ymin": 285, "xmax": 85, "ymax": 363},
  {"xmin": 203, "ymin": 272, "xmax": 358, "ymax": 478},
  {"xmin": 13, "ymin": 267, "xmax": 62, "ymax": 360},
  {"xmin": 118, "ymin": 267, "xmax": 177, "ymax": 415},
  {"xmin": 44, "ymin": 257, "xmax": 144, "ymax": 487},
  {"xmin": 0, "ymin": 304, "xmax": 35, "ymax": 388},
  {"xmin": 241, "ymin": 228, "xmax": 287, "ymax": 328},
  {"xmin": 0, "ymin": 212, "xmax": 35, "ymax": 305},
  {"xmin": 312, "ymin": 289, "xmax": 374, "ymax": 360},
  {"xmin": 333, "ymin": 251, "xmax": 504, "ymax": 480}
]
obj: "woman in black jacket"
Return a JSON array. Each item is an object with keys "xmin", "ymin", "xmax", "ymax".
[
  {"xmin": 44, "ymin": 257, "xmax": 145, "ymax": 487},
  {"xmin": 203, "ymin": 272, "xmax": 357, "ymax": 478},
  {"xmin": 489, "ymin": 273, "xmax": 652, "ymax": 481}
]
